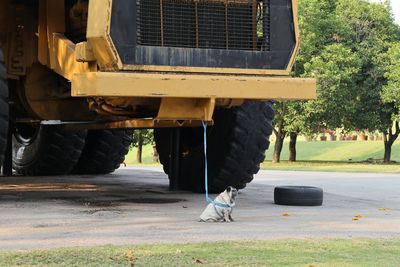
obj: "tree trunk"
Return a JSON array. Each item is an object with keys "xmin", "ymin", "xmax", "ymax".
[
  {"xmin": 137, "ymin": 131, "xmax": 143, "ymax": 164},
  {"xmin": 384, "ymin": 141, "xmax": 392, "ymax": 163},
  {"xmin": 383, "ymin": 122, "xmax": 400, "ymax": 164},
  {"xmin": 289, "ymin": 132, "xmax": 298, "ymax": 162},
  {"xmin": 272, "ymin": 129, "xmax": 285, "ymax": 163},
  {"xmin": 152, "ymin": 145, "xmax": 159, "ymax": 163}
]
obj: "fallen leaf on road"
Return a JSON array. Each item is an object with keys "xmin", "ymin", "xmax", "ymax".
[
  {"xmin": 352, "ymin": 214, "xmax": 363, "ymax": 221},
  {"xmin": 123, "ymin": 250, "xmax": 137, "ymax": 266},
  {"xmin": 193, "ymin": 258, "xmax": 205, "ymax": 264},
  {"xmin": 352, "ymin": 217, "xmax": 359, "ymax": 221},
  {"xmin": 379, "ymin": 208, "xmax": 388, "ymax": 212},
  {"xmin": 282, "ymin": 212, "xmax": 290, "ymax": 217}
]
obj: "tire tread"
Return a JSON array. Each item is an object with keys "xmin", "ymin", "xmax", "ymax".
[
  {"xmin": 72, "ymin": 129, "xmax": 133, "ymax": 174},
  {"xmin": 155, "ymin": 101, "xmax": 274, "ymax": 193},
  {"xmin": 13, "ymin": 128, "xmax": 87, "ymax": 176}
]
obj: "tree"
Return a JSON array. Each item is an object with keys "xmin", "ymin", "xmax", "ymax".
[
  {"xmin": 131, "ymin": 129, "xmax": 154, "ymax": 163},
  {"xmin": 382, "ymin": 44, "xmax": 400, "ymax": 103},
  {"xmin": 285, "ymin": 102, "xmax": 303, "ymax": 162},
  {"xmin": 283, "ymin": 101, "xmax": 310, "ymax": 162},
  {"xmin": 294, "ymin": 0, "xmax": 346, "ymax": 75},
  {"xmin": 272, "ymin": 0, "xmax": 349, "ymax": 162},
  {"xmin": 303, "ymin": 44, "xmax": 362, "ymax": 130},
  {"xmin": 283, "ymin": 44, "xmax": 361, "ymax": 163},
  {"xmin": 272, "ymin": 0, "xmax": 400, "ymax": 163},
  {"xmin": 272, "ymin": 102, "xmax": 287, "ymax": 163},
  {"xmin": 335, "ymin": 0, "xmax": 400, "ymax": 162},
  {"xmin": 381, "ymin": 43, "xmax": 400, "ymax": 162}
]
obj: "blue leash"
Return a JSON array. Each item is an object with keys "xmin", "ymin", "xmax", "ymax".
[{"xmin": 202, "ymin": 121, "xmax": 232, "ymax": 209}]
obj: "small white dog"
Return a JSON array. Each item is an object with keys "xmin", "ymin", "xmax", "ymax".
[{"xmin": 199, "ymin": 186, "xmax": 238, "ymax": 222}]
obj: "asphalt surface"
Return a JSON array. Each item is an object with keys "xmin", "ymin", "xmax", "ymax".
[{"xmin": 0, "ymin": 166, "xmax": 399, "ymax": 251}]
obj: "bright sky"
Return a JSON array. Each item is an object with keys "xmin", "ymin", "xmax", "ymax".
[
  {"xmin": 393, "ymin": 1, "xmax": 400, "ymax": 24},
  {"xmin": 370, "ymin": 0, "xmax": 400, "ymax": 24}
]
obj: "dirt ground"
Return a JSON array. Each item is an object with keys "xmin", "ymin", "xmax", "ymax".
[{"xmin": 0, "ymin": 166, "xmax": 399, "ymax": 251}]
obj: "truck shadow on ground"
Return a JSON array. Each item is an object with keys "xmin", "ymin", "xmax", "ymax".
[{"xmin": 0, "ymin": 169, "xmax": 187, "ymax": 208}]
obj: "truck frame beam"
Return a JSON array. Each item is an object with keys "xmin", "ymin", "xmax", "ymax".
[{"xmin": 72, "ymin": 72, "xmax": 316, "ymax": 100}]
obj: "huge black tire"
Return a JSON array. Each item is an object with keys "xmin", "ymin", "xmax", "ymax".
[
  {"xmin": 274, "ymin": 186, "xmax": 324, "ymax": 206},
  {"xmin": 72, "ymin": 129, "xmax": 133, "ymax": 174},
  {"xmin": 155, "ymin": 101, "xmax": 274, "ymax": 193},
  {"xmin": 0, "ymin": 50, "xmax": 9, "ymax": 167},
  {"xmin": 12, "ymin": 126, "xmax": 87, "ymax": 176}
]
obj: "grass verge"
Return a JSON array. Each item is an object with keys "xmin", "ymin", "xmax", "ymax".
[
  {"xmin": 1, "ymin": 239, "xmax": 399, "ymax": 266},
  {"xmin": 126, "ymin": 141, "xmax": 400, "ymax": 173},
  {"xmin": 265, "ymin": 140, "xmax": 400, "ymax": 162},
  {"xmin": 261, "ymin": 161, "xmax": 400, "ymax": 173},
  {"xmin": 127, "ymin": 140, "xmax": 400, "ymax": 165}
]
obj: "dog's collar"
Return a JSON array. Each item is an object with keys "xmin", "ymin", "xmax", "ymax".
[
  {"xmin": 208, "ymin": 197, "xmax": 235, "ymax": 209},
  {"xmin": 212, "ymin": 201, "xmax": 233, "ymax": 209}
]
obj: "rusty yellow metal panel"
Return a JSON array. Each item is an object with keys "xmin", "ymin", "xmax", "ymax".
[
  {"xmin": 72, "ymin": 72, "xmax": 317, "ymax": 100},
  {"xmin": 286, "ymin": 0, "xmax": 300, "ymax": 72},
  {"xmin": 51, "ymin": 34, "xmax": 93, "ymax": 80},
  {"xmin": 46, "ymin": 0, "xmax": 65, "ymax": 70},
  {"xmin": 75, "ymin": 42, "xmax": 96, "ymax": 62},
  {"xmin": 122, "ymin": 65, "xmax": 290, "ymax": 76},
  {"xmin": 86, "ymin": 0, "xmax": 121, "ymax": 71},
  {"xmin": 157, "ymin": 98, "xmax": 215, "ymax": 121},
  {"xmin": 68, "ymin": 119, "xmax": 207, "ymax": 130},
  {"xmin": 37, "ymin": 0, "xmax": 94, "ymax": 79}
]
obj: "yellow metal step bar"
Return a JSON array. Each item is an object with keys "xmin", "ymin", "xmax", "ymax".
[{"xmin": 72, "ymin": 72, "xmax": 316, "ymax": 100}]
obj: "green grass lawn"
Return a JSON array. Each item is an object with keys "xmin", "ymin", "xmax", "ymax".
[
  {"xmin": 262, "ymin": 140, "xmax": 400, "ymax": 173},
  {"xmin": 126, "ymin": 140, "xmax": 400, "ymax": 173},
  {"xmin": 261, "ymin": 161, "xmax": 400, "ymax": 173},
  {"xmin": 1, "ymin": 239, "xmax": 399, "ymax": 266},
  {"xmin": 265, "ymin": 140, "xmax": 400, "ymax": 162},
  {"xmin": 125, "ymin": 145, "xmax": 156, "ymax": 165}
]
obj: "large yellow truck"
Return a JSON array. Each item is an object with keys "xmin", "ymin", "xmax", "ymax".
[{"xmin": 0, "ymin": 0, "xmax": 315, "ymax": 192}]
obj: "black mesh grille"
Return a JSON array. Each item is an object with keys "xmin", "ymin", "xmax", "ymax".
[{"xmin": 136, "ymin": 0, "xmax": 270, "ymax": 51}]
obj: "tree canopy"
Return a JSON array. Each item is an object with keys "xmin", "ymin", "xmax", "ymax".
[
  {"xmin": 272, "ymin": 0, "xmax": 400, "ymax": 163},
  {"xmin": 382, "ymin": 43, "xmax": 400, "ymax": 111}
]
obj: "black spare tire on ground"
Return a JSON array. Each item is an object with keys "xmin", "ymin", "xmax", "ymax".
[
  {"xmin": 0, "ymin": 49, "xmax": 9, "ymax": 168},
  {"xmin": 155, "ymin": 101, "xmax": 275, "ymax": 193},
  {"xmin": 274, "ymin": 186, "xmax": 323, "ymax": 206},
  {"xmin": 12, "ymin": 126, "xmax": 87, "ymax": 176},
  {"xmin": 72, "ymin": 129, "xmax": 133, "ymax": 175}
]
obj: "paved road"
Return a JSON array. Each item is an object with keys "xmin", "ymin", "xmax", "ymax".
[{"xmin": 0, "ymin": 167, "xmax": 399, "ymax": 251}]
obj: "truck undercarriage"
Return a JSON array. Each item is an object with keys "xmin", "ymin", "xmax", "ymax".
[{"xmin": 0, "ymin": 0, "xmax": 315, "ymax": 192}]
